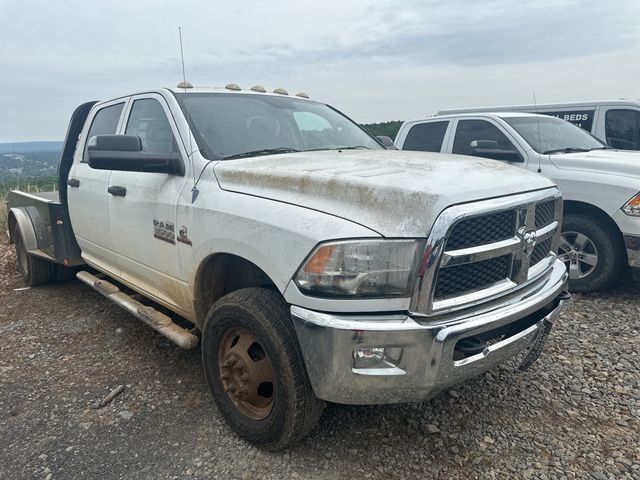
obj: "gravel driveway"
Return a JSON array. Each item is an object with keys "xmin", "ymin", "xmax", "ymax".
[{"xmin": 0, "ymin": 239, "xmax": 638, "ymax": 479}]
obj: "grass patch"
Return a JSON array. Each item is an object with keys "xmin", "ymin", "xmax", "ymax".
[{"xmin": 0, "ymin": 196, "xmax": 7, "ymax": 238}]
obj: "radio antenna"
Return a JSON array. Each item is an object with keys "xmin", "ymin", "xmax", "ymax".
[
  {"xmin": 179, "ymin": 27, "xmax": 188, "ymax": 88},
  {"xmin": 533, "ymin": 91, "xmax": 542, "ymax": 173},
  {"xmin": 178, "ymin": 27, "xmax": 199, "ymax": 202}
]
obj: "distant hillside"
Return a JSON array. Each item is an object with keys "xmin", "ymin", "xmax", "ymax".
[
  {"xmin": 0, "ymin": 142, "xmax": 61, "ymax": 190},
  {"xmin": 0, "ymin": 141, "xmax": 63, "ymax": 154}
]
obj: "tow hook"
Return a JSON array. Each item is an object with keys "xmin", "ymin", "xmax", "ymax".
[{"xmin": 557, "ymin": 291, "xmax": 572, "ymax": 301}]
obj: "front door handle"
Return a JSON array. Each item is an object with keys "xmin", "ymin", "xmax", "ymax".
[
  {"xmin": 108, "ymin": 185, "xmax": 127, "ymax": 197},
  {"xmin": 67, "ymin": 178, "xmax": 80, "ymax": 188}
]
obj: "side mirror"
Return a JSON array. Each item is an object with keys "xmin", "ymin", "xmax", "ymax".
[
  {"xmin": 376, "ymin": 135, "xmax": 397, "ymax": 150},
  {"xmin": 470, "ymin": 139, "xmax": 524, "ymax": 163},
  {"xmin": 87, "ymin": 135, "xmax": 184, "ymax": 175}
]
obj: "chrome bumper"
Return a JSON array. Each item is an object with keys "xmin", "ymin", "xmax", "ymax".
[{"xmin": 291, "ymin": 259, "xmax": 568, "ymax": 405}]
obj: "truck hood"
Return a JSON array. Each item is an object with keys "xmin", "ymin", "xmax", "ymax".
[
  {"xmin": 214, "ymin": 150, "xmax": 555, "ymax": 237},
  {"xmin": 549, "ymin": 149, "xmax": 640, "ymax": 179}
]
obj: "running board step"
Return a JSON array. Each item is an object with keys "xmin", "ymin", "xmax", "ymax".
[{"xmin": 76, "ymin": 271, "xmax": 199, "ymax": 349}]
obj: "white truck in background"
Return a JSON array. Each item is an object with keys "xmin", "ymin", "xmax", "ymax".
[
  {"xmin": 395, "ymin": 112, "xmax": 640, "ymax": 292},
  {"xmin": 7, "ymin": 85, "xmax": 568, "ymax": 449},
  {"xmin": 440, "ymin": 100, "xmax": 640, "ymax": 151}
]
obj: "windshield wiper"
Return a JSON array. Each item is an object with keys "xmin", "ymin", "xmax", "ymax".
[
  {"xmin": 223, "ymin": 147, "xmax": 301, "ymax": 160},
  {"xmin": 304, "ymin": 145, "xmax": 372, "ymax": 152},
  {"xmin": 542, "ymin": 147, "xmax": 591, "ymax": 154},
  {"xmin": 589, "ymin": 146, "xmax": 612, "ymax": 151}
]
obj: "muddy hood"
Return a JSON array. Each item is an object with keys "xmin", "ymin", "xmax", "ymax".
[{"xmin": 214, "ymin": 150, "xmax": 555, "ymax": 237}]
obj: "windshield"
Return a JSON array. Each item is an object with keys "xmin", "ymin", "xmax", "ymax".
[
  {"xmin": 174, "ymin": 93, "xmax": 382, "ymax": 159},
  {"xmin": 503, "ymin": 115, "xmax": 606, "ymax": 154}
]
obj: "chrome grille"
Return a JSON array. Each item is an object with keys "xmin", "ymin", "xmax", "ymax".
[
  {"xmin": 410, "ymin": 189, "xmax": 563, "ymax": 316},
  {"xmin": 434, "ymin": 255, "xmax": 511, "ymax": 299},
  {"xmin": 535, "ymin": 201, "xmax": 555, "ymax": 229},
  {"xmin": 446, "ymin": 210, "xmax": 516, "ymax": 250},
  {"xmin": 531, "ymin": 238, "xmax": 552, "ymax": 266}
]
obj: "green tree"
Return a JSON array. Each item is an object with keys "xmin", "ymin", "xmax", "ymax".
[{"xmin": 360, "ymin": 121, "xmax": 404, "ymax": 140}]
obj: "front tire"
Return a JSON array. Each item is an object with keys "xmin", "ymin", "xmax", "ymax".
[
  {"xmin": 202, "ymin": 288, "xmax": 324, "ymax": 450},
  {"xmin": 13, "ymin": 225, "xmax": 52, "ymax": 287},
  {"xmin": 558, "ymin": 214, "xmax": 623, "ymax": 293}
]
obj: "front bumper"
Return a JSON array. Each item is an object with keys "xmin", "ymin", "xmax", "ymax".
[{"xmin": 291, "ymin": 258, "xmax": 568, "ymax": 405}]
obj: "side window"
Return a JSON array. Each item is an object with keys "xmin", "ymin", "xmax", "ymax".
[
  {"xmin": 82, "ymin": 103, "xmax": 124, "ymax": 161},
  {"xmin": 605, "ymin": 109, "xmax": 640, "ymax": 150},
  {"xmin": 126, "ymin": 99, "xmax": 178, "ymax": 153},
  {"xmin": 403, "ymin": 121, "xmax": 448, "ymax": 152},
  {"xmin": 452, "ymin": 119, "xmax": 517, "ymax": 156}
]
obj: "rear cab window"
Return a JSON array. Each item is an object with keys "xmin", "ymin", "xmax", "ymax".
[
  {"xmin": 403, "ymin": 121, "xmax": 449, "ymax": 152},
  {"xmin": 82, "ymin": 103, "xmax": 125, "ymax": 162}
]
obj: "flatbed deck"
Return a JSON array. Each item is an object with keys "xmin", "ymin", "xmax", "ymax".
[{"xmin": 7, "ymin": 189, "xmax": 83, "ymax": 266}]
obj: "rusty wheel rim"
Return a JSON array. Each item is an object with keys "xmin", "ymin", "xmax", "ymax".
[{"xmin": 218, "ymin": 327, "xmax": 276, "ymax": 420}]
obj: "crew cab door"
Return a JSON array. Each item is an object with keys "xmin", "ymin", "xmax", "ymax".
[
  {"xmin": 67, "ymin": 100, "xmax": 127, "ymax": 274},
  {"xmin": 107, "ymin": 94, "xmax": 191, "ymax": 312},
  {"xmin": 448, "ymin": 118, "xmax": 530, "ymax": 167}
]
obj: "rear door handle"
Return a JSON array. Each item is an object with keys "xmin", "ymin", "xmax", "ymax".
[
  {"xmin": 67, "ymin": 178, "xmax": 80, "ymax": 187},
  {"xmin": 108, "ymin": 186, "xmax": 127, "ymax": 197}
]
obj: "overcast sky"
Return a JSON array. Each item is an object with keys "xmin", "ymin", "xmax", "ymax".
[{"xmin": 1, "ymin": 0, "xmax": 639, "ymax": 142}]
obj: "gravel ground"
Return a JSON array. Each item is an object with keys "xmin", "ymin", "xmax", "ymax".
[{"xmin": 0, "ymin": 238, "xmax": 638, "ymax": 480}]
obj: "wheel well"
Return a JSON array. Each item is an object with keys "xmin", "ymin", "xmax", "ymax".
[
  {"xmin": 193, "ymin": 253, "xmax": 278, "ymax": 326},
  {"xmin": 563, "ymin": 200, "xmax": 626, "ymax": 254}
]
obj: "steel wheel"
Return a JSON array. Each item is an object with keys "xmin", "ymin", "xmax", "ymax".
[
  {"xmin": 558, "ymin": 230, "xmax": 598, "ymax": 280},
  {"xmin": 218, "ymin": 327, "xmax": 275, "ymax": 421}
]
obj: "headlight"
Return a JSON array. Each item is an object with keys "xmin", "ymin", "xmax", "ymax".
[
  {"xmin": 622, "ymin": 193, "xmax": 640, "ymax": 216},
  {"xmin": 294, "ymin": 239, "xmax": 423, "ymax": 297}
]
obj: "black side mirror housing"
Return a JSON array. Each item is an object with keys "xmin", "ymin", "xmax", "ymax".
[
  {"xmin": 470, "ymin": 139, "xmax": 524, "ymax": 163},
  {"xmin": 376, "ymin": 135, "xmax": 397, "ymax": 150},
  {"xmin": 87, "ymin": 135, "xmax": 185, "ymax": 175}
]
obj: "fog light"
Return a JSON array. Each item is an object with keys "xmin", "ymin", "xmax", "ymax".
[{"xmin": 353, "ymin": 347, "xmax": 403, "ymax": 370}]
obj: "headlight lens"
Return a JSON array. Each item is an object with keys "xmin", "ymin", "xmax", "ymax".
[
  {"xmin": 295, "ymin": 239, "xmax": 423, "ymax": 297},
  {"xmin": 622, "ymin": 193, "xmax": 640, "ymax": 216}
]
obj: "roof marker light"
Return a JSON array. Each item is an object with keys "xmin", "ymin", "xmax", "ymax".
[
  {"xmin": 295, "ymin": 92, "xmax": 309, "ymax": 99},
  {"xmin": 250, "ymin": 85, "xmax": 267, "ymax": 93},
  {"xmin": 225, "ymin": 83, "xmax": 241, "ymax": 91},
  {"xmin": 177, "ymin": 81, "xmax": 193, "ymax": 88},
  {"xmin": 273, "ymin": 88, "xmax": 289, "ymax": 95}
]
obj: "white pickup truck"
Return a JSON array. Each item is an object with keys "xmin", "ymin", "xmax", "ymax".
[
  {"xmin": 7, "ymin": 86, "xmax": 568, "ymax": 449},
  {"xmin": 396, "ymin": 112, "xmax": 640, "ymax": 292}
]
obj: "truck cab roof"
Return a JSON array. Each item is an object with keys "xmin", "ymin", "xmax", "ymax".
[{"xmin": 91, "ymin": 86, "xmax": 316, "ymax": 110}]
